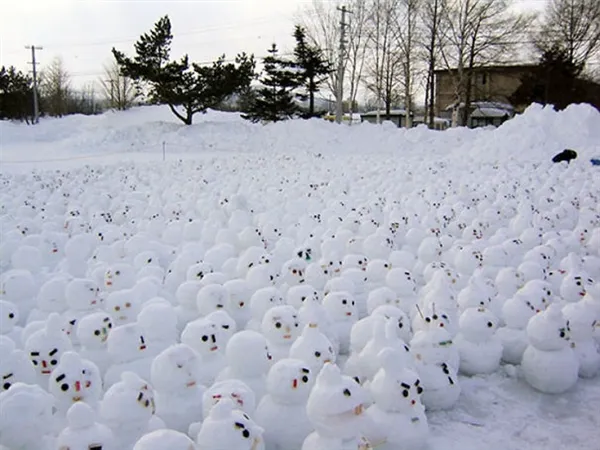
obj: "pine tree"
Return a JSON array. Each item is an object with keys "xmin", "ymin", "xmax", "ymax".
[
  {"xmin": 243, "ymin": 44, "xmax": 300, "ymax": 123},
  {"xmin": 292, "ymin": 26, "xmax": 332, "ymax": 118},
  {"xmin": 112, "ymin": 15, "xmax": 255, "ymax": 125},
  {"xmin": 0, "ymin": 66, "xmax": 34, "ymax": 123}
]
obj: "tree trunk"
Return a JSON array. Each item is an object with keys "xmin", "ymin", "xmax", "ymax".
[
  {"xmin": 309, "ymin": 76, "xmax": 315, "ymax": 116},
  {"xmin": 427, "ymin": 0, "xmax": 439, "ymax": 129},
  {"xmin": 168, "ymin": 103, "xmax": 192, "ymax": 125}
]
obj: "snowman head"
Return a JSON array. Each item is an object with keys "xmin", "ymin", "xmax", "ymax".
[
  {"xmin": 186, "ymin": 261, "xmax": 214, "ymax": 282},
  {"xmin": 322, "ymin": 291, "xmax": 357, "ymax": 323},
  {"xmin": 246, "ymin": 264, "xmax": 279, "ymax": 290},
  {"xmin": 76, "ymin": 312, "xmax": 113, "ymax": 349},
  {"xmin": 306, "ymin": 363, "xmax": 368, "ymax": 438},
  {"xmin": 560, "ymin": 273, "xmax": 594, "ymax": 303},
  {"xmin": 458, "ymin": 307, "xmax": 499, "ymax": 341},
  {"xmin": 412, "ymin": 303, "xmax": 451, "ymax": 333},
  {"xmin": 196, "ymin": 284, "xmax": 229, "ymax": 316},
  {"xmin": 0, "ymin": 336, "xmax": 35, "ymax": 392},
  {"xmin": 100, "ymin": 371, "xmax": 156, "ymax": 422},
  {"xmin": 224, "ymin": 279, "xmax": 251, "ymax": 313},
  {"xmin": 133, "ymin": 429, "xmax": 195, "ymax": 450},
  {"xmin": 202, "ymin": 379, "xmax": 256, "ymax": 419},
  {"xmin": 385, "ymin": 268, "xmax": 417, "ymax": 296},
  {"xmin": 295, "ymin": 245, "xmax": 314, "ymax": 263},
  {"xmin": 495, "ymin": 267, "xmax": 525, "ymax": 298},
  {"xmin": 0, "ymin": 269, "xmax": 36, "ymax": 304},
  {"xmin": 261, "ymin": 305, "xmax": 300, "ymax": 346},
  {"xmin": 104, "ymin": 263, "xmax": 135, "ymax": 291},
  {"xmin": 366, "ymin": 287, "xmax": 397, "ymax": 314},
  {"xmin": 205, "ymin": 310, "xmax": 237, "ymax": 344},
  {"xmin": 196, "ymin": 397, "xmax": 264, "ymax": 450},
  {"xmin": 106, "ymin": 323, "xmax": 148, "ymax": 364},
  {"xmin": 0, "ymin": 300, "xmax": 19, "ymax": 334},
  {"xmin": 106, "ymin": 289, "xmax": 139, "ymax": 325},
  {"xmin": 289, "ymin": 324, "xmax": 336, "ymax": 373},
  {"xmin": 225, "ymin": 330, "xmax": 271, "ymax": 376},
  {"xmin": 49, "ymin": 351, "xmax": 102, "ymax": 411},
  {"xmin": 526, "ymin": 304, "xmax": 573, "ymax": 351},
  {"xmin": 281, "ymin": 258, "xmax": 308, "ymax": 286},
  {"xmin": 65, "ymin": 278, "xmax": 101, "ymax": 311},
  {"xmin": 150, "ymin": 344, "xmax": 202, "ymax": 393},
  {"xmin": 370, "ymin": 347, "xmax": 424, "ymax": 413},
  {"xmin": 249, "ymin": 287, "xmax": 284, "ymax": 322},
  {"xmin": 0, "ymin": 382, "xmax": 54, "ymax": 448},
  {"xmin": 266, "ymin": 358, "xmax": 314, "ymax": 404},
  {"xmin": 25, "ymin": 313, "xmax": 73, "ymax": 378},
  {"xmin": 58, "ymin": 401, "xmax": 116, "ymax": 450},
  {"xmin": 365, "ymin": 259, "xmax": 392, "ymax": 283},
  {"xmin": 181, "ymin": 317, "xmax": 223, "ymax": 358},
  {"xmin": 36, "ymin": 276, "xmax": 70, "ymax": 314},
  {"xmin": 286, "ymin": 285, "xmax": 320, "ymax": 310},
  {"xmin": 342, "ymin": 254, "xmax": 369, "ymax": 272},
  {"xmin": 319, "ymin": 257, "xmax": 343, "ymax": 277}
]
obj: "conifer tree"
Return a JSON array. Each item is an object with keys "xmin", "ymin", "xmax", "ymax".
[
  {"xmin": 243, "ymin": 44, "xmax": 300, "ymax": 123},
  {"xmin": 0, "ymin": 66, "xmax": 34, "ymax": 123},
  {"xmin": 292, "ymin": 25, "xmax": 333, "ymax": 117},
  {"xmin": 112, "ymin": 15, "xmax": 255, "ymax": 125}
]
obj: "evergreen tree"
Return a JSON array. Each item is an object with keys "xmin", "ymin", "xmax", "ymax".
[
  {"xmin": 243, "ymin": 44, "xmax": 300, "ymax": 123},
  {"xmin": 112, "ymin": 15, "xmax": 255, "ymax": 125},
  {"xmin": 292, "ymin": 25, "xmax": 333, "ymax": 118},
  {"xmin": 0, "ymin": 66, "xmax": 34, "ymax": 123}
]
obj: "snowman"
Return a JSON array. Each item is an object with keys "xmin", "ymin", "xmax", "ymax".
[
  {"xmin": 181, "ymin": 316, "xmax": 226, "ymax": 386},
  {"xmin": 350, "ymin": 304, "xmax": 412, "ymax": 355},
  {"xmin": 0, "ymin": 382, "xmax": 56, "ymax": 450},
  {"xmin": 63, "ymin": 278, "xmax": 103, "ymax": 344},
  {"xmin": 255, "ymin": 359, "xmax": 315, "ymax": 450},
  {"xmin": 454, "ymin": 307, "xmax": 503, "ymax": 376},
  {"xmin": 25, "ymin": 312, "xmax": 74, "ymax": 387},
  {"xmin": 0, "ymin": 269, "xmax": 38, "ymax": 324},
  {"xmin": 286, "ymin": 285, "xmax": 320, "ymax": 311},
  {"xmin": 290, "ymin": 323, "xmax": 337, "ymax": 374},
  {"xmin": 224, "ymin": 279, "xmax": 253, "ymax": 330},
  {"xmin": 99, "ymin": 371, "xmax": 165, "ymax": 449},
  {"xmin": 521, "ymin": 304, "xmax": 580, "ymax": 393},
  {"xmin": 280, "ymin": 258, "xmax": 308, "ymax": 294},
  {"xmin": 322, "ymin": 291, "xmax": 358, "ymax": 355},
  {"xmin": 105, "ymin": 288, "xmax": 141, "ymax": 327},
  {"xmin": 27, "ymin": 275, "xmax": 70, "ymax": 323},
  {"xmin": 562, "ymin": 301, "xmax": 600, "ymax": 378},
  {"xmin": 559, "ymin": 273, "xmax": 595, "ymax": 304},
  {"xmin": 76, "ymin": 312, "xmax": 114, "ymax": 376},
  {"xmin": 133, "ymin": 429, "xmax": 196, "ymax": 450},
  {"xmin": 0, "ymin": 335, "xmax": 36, "ymax": 392},
  {"xmin": 246, "ymin": 287, "xmax": 285, "ymax": 332},
  {"xmin": 201, "ymin": 379, "xmax": 258, "ymax": 421},
  {"xmin": 246, "ymin": 264, "xmax": 280, "ymax": 292},
  {"xmin": 196, "ymin": 283, "xmax": 229, "ymax": 318},
  {"xmin": 103, "ymin": 263, "xmax": 136, "ymax": 292},
  {"xmin": 0, "ymin": 299, "xmax": 22, "ymax": 346},
  {"xmin": 302, "ymin": 363, "xmax": 372, "ymax": 450},
  {"xmin": 56, "ymin": 400, "xmax": 117, "ymax": 450},
  {"xmin": 104, "ymin": 322, "xmax": 154, "ymax": 388},
  {"xmin": 49, "ymin": 351, "xmax": 103, "ymax": 420},
  {"xmin": 150, "ymin": 344, "xmax": 206, "ymax": 433},
  {"xmin": 363, "ymin": 348, "xmax": 429, "ymax": 450},
  {"xmin": 260, "ymin": 305, "xmax": 301, "ymax": 362},
  {"xmin": 298, "ymin": 300, "xmax": 340, "ymax": 356},
  {"xmin": 216, "ymin": 330, "xmax": 271, "ymax": 401},
  {"xmin": 137, "ymin": 301, "xmax": 179, "ymax": 357},
  {"xmin": 196, "ymin": 398, "xmax": 265, "ymax": 450}
]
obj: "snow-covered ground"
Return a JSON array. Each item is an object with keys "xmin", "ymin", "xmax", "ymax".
[{"xmin": 1, "ymin": 104, "xmax": 599, "ymax": 450}]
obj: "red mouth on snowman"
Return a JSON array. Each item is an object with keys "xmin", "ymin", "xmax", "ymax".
[
  {"xmin": 210, "ymin": 346, "xmax": 218, "ymax": 351},
  {"xmin": 346, "ymin": 312, "xmax": 352, "ymax": 317},
  {"xmin": 186, "ymin": 381, "xmax": 196, "ymax": 387},
  {"xmin": 283, "ymin": 334, "xmax": 292, "ymax": 339}
]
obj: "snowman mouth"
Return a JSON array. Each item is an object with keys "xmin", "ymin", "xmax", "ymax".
[
  {"xmin": 210, "ymin": 346, "xmax": 218, "ymax": 351},
  {"xmin": 186, "ymin": 381, "xmax": 196, "ymax": 387},
  {"xmin": 579, "ymin": 292, "xmax": 586, "ymax": 297},
  {"xmin": 106, "ymin": 281, "xmax": 113, "ymax": 287},
  {"xmin": 283, "ymin": 334, "xmax": 292, "ymax": 339},
  {"xmin": 346, "ymin": 312, "xmax": 352, "ymax": 317},
  {"xmin": 52, "ymin": 249, "xmax": 58, "ymax": 253},
  {"xmin": 323, "ymin": 359, "xmax": 331, "ymax": 363},
  {"xmin": 216, "ymin": 304, "xmax": 224, "ymax": 309},
  {"xmin": 41, "ymin": 369, "xmax": 52, "ymax": 375},
  {"xmin": 72, "ymin": 396, "xmax": 83, "ymax": 402},
  {"xmin": 139, "ymin": 345, "xmax": 147, "ymax": 350},
  {"xmin": 119, "ymin": 315, "xmax": 127, "ymax": 321}
]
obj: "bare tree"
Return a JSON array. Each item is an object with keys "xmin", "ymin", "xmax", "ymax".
[
  {"xmin": 395, "ymin": 0, "xmax": 421, "ymax": 127},
  {"xmin": 439, "ymin": 0, "xmax": 534, "ymax": 126},
  {"xmin": 345, "ymin": 0, "xmax": 371, "ymax": 118},
  {"xmin": 99, "ymin": 60, "xmax": 137, "ymax": 110},
  {"xmin": 421, "ymin": 0, "xmax": 445, "ymax": 127},
  {"xmin": 40, "ymin": 57, "xmax": 71, "ymax": 117},
  {"xmin": 536, "ymin": 0, "xmax": 600, "ymax": 70}
]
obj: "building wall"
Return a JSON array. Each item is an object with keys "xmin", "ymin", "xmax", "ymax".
[{"xmin": 434, "ymin": 66, "xmax": 535, "ymax": 116}]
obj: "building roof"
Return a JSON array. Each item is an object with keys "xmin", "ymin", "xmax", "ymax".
[
  {"xmin": 361, "ymin": 109, "xmax": 413, "ymax": 117},
  {"xmin": 434, "ymin": 63, "xmax": 538, "ymax": 74}
]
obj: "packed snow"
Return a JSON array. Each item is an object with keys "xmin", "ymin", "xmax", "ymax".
[{"xmin": 1, "ymin": 104, "xmax": 599, "ymax": 450}]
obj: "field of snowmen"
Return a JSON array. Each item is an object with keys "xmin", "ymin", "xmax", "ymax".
[{"xmin": 1, "ymin": 103, "xmax": 600, "ymax": 450}]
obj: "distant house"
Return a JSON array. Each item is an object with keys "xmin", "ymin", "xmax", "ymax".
[
  {"xmin": 360, "ymin": 109, "xmax": 414, "ymax": 128},
  {"xmin": 434, "ymin": 64, "xmax": 537, "ymax": 127}
]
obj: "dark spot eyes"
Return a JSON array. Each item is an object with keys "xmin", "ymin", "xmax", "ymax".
[
  {"xmin": 302, "ymin": 375, "xmax": 309, "ymax": 383},
  {"xmin": 487, "ymin": 322, "xmax": 493, "ymax": 327},
  {"xmin": 342, "ymin": 300, "xmax": 347, "ymax": 305},
  {"xmin": 417, "ymin": 386, "xmax": 423, "ymax": 394},
  {"xmin": 315, "ymin": 351, "xmax": 321, "ymax": 357},
  {"xmin": 403, "ymin": 389, "xmax": 409, "ymax": 397},
  {"xmin": 61, "ymin": 383, "xmax": 69, "ymax": 391},
  {"xmin": 51, "ymin": 359, "xmax": 57, "ymax": 365},
  {"xmin": 275, "ymin": 322, "xmax": 282, "ymax": 329},
  {"xmin": 223, "ymin": 325, "xmax": 229, "ymax": 330},
  {"xmin": 3, "ymin": 382, "xmax": 10, "ymax": 390},
  {"xmin": 343, "ymin": 388, "xmax": 351, "ymax": 397},
  {"xmin": 202, "ymin": 335, "xmax": 208, "ymax": 342},
  {"xmin": 94, "ymin": 330, "xmax": 100, "ymax": 336},
  {"xmin": 8, "ymin": 313, "xmax": 14, "ymax": 319}
]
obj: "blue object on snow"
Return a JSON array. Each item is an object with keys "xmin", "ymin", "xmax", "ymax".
[{"xmin": 591, "ymin": 158, "xmax": 600, "ymax": 166}]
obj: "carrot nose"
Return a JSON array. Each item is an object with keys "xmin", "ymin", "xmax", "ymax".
[
  {"xmin": 292, "ymin": 379, "xmax": 298, "ymax": 389},
  {"xmin": 75, "ymin": 381, "xmax": 81, "ymax": 392}
]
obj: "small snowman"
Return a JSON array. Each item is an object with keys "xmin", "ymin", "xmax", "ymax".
[
  {"xmin": 137, "ymin": 301, "xmax": 179, "ymax": 357},
  {"xmin": 246, "ymin": 287, "xmax": 285, "ymax": 332},
  {"xmin": 216, "ymin": 330, "xmax": 271, "ymax": 401},
  {"xmin": 298, "ymin": 300, "xmax": 340, "ymax": 354},
  {"xmin": 0, "ymin": 269, "xmax": 38, "ymax": 323},
  {"xmin": 201, "ymin": 379, "xmax": 257, "ymax": 421},
  {"xmin": 27, "ymin": 275, "xmax": 70, "ymax": 323},
  {"xmin": 76, "ymin": 312, "xmax": 114, "ymax": 376},
  {"xmin": 196, "ymin": 283, "xmax": 229, "ymax": 317},
  {"xmin": 0, "ymin": 299, "xmax": 22, "ymax": 346},
  {"xmin": 99, "ymin": 371, "xmax": 165, "ymax": 449},
  {"xmin": 196, "ymin": 398, "xmax": 265, "ymax": 450},
  {"xmin": 24, "ymin": 312, "xmax": 74, "ymax": 386},
  {"xmin": 260, "ymin": 305, "xmax": 301, "ymax": 362},
  {"xmin": 104, "ymin": 322, "xmax": 154, "ymax": 388},
  {"xmin": 562, "ymin": 301, "xmax": 600, "ymax": 378},
  {"xmin": 103, "ymin": 263, "xmax": 136, "ymax": 292},
  {"xmin": 454, "ymin": 307, "xmax": 503, "ymax": 376},
  {"xmin": 224, "ymin": 279, "xmax": 253, "ymax": 330},
  {"xmin": 151, "ymin": 344, "xmax": 206, "ymax": 433},
  {"xmin": 322, "ymin": 291, "xmax": 358, "ymax": 355},
  {"xmin": 286, "ymin": 284, "xmax": 320, "ymax": 311},
  {"xmin": 255, "ymin": 358, "xmax": 315, "ymax": 450},
  {"xmin": 105, "ymin": 288, "xmax": 141, "ymax": 327},
  {"xmin": 363, "ymin": 348, "xmax": 429, "ymax": 450},
  {"xmin": 174, "ymin": 280, "xmax": 203, "ymax": 328},
  {"xmin": 0, "ymin": 335, "xmax": 36, "ymax": 392},
  {"xmin": 302, "ymin": 363, "xmax": 372, "ymax": 450},
  {"xmin": 290, "ymin": 323, "xmax": 337, "ymax": 374},
  {"xmin": 350, "ymin": 304, "xmax": 411, "ymax": 355},
  {"xmin": 56, "ymin": 401, "xmax": 117, "ymax": 450},
  {"xmin": 49, "ymin": 351, "xmax": 103, "ymax": 421},
  {"xmin": 0, "ymin": 382, "xmax": 56, "ymax": 450},
  {"xmin": 521, "ymin": 304, "xmax": 580, "ymax": 394},
  {"xmin": 181, "ymin": 316, "xmax": 226, "ymax": 386},
  {"xmin": 133, "ymin": 429, "xmax": 196, "ymax": 450}
]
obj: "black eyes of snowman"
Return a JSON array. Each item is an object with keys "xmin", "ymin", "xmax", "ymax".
[
  {"xmin": 275, "ymin": 322, "xmax": 282, "ymax": 329},
  {"xmin": 559, "ymin": 329, "xmax": 566, "ymax": 338},
  {"xmin": 61, "ymin": 383, "xmax": 69, "ymax": 391},
  {"xmin": 115, "ymin": 271, "xmax": 120, "ymax": 275},
  {"xmin": 342, "ymin": 300, "xmax": 347, "ymax": 305},
  {"xmin": 302, "ymin": 375, "xmax": 309, "ymax": 383},
  {"xmin": 425, "ymin": 317, "xmax": 431, "ymax": 323},
  {"xmin": 234, "ymin": 422, "xmax": 250, "ymax": 438},
  {"xmin": 315, "ymin": 351, "xmax": 321, "ymax": 357},
  {"xmin": 94, "ymin": 330, "xmax": 100, "ymax": 336},
  {"xmin": 343, "ymin": 388, "xmax": 351, "ymax": 397},
  {"xmin": 487, "ymin": 322, "xmax": 493, "ymax": 328},
  {"xmin": 8, "ymin": 313, "xmax": 14, "ymax": 319},
  {"xmin": 3, "ymin": 382, "xmax": 11, "ymax": 390},
  {"xmin": 402, "ymin": 389, "xmax": 410, "ymax": 397},
  {"xmin": 417, "ymin": 386, "xmax": 423, "ymax": 394},
  {"xmin": 51, "ymin": 359, "xmax": 57, "ymax": 366},
  {"xmin": 223, "ymin": 325, "xmax": 229, "ymax": 330},
  {"xmin": 202, "ymin": 335, "xmax": 209, "ymax": 342}
]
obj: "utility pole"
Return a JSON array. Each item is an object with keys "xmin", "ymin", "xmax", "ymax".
[
  {"xmin": 25, "ymin": 45, "xmax": 43, "ymax": 124},
  {"xmin": 335, "ymin": 5, "xmax": 351, "ymax": 124}
]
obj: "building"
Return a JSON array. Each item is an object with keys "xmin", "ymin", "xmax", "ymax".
[
  {"xmin": 434, "ymin": 64, "xmax": 537, "ymax": 126},
  {"xmin": 360, "ymin": 109, "xmax": 414, "ymax": 128}
]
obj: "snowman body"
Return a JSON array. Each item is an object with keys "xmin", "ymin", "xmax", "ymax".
[
  {"xmin": 562, "ymin": 301, "xmax": 600, "ymax": 378},
  {"xmin": 455, "ymin": 307, "xmax": 502, "ymax": 375},
  {"xmin": 261, "ymin": 305, "xmax": 300, "ymax": 363},
  {"xmin": 322, "ymin": 291, "xmax": 358, "ymax": 355},
  {"xmin": 181, "ymin": 317, "xmax": 226, "ymax": 386}
]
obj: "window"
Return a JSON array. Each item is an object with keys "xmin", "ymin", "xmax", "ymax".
[{"xmin": 480, "ymin": 73, "xmax": 487, "ymax": 85}]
